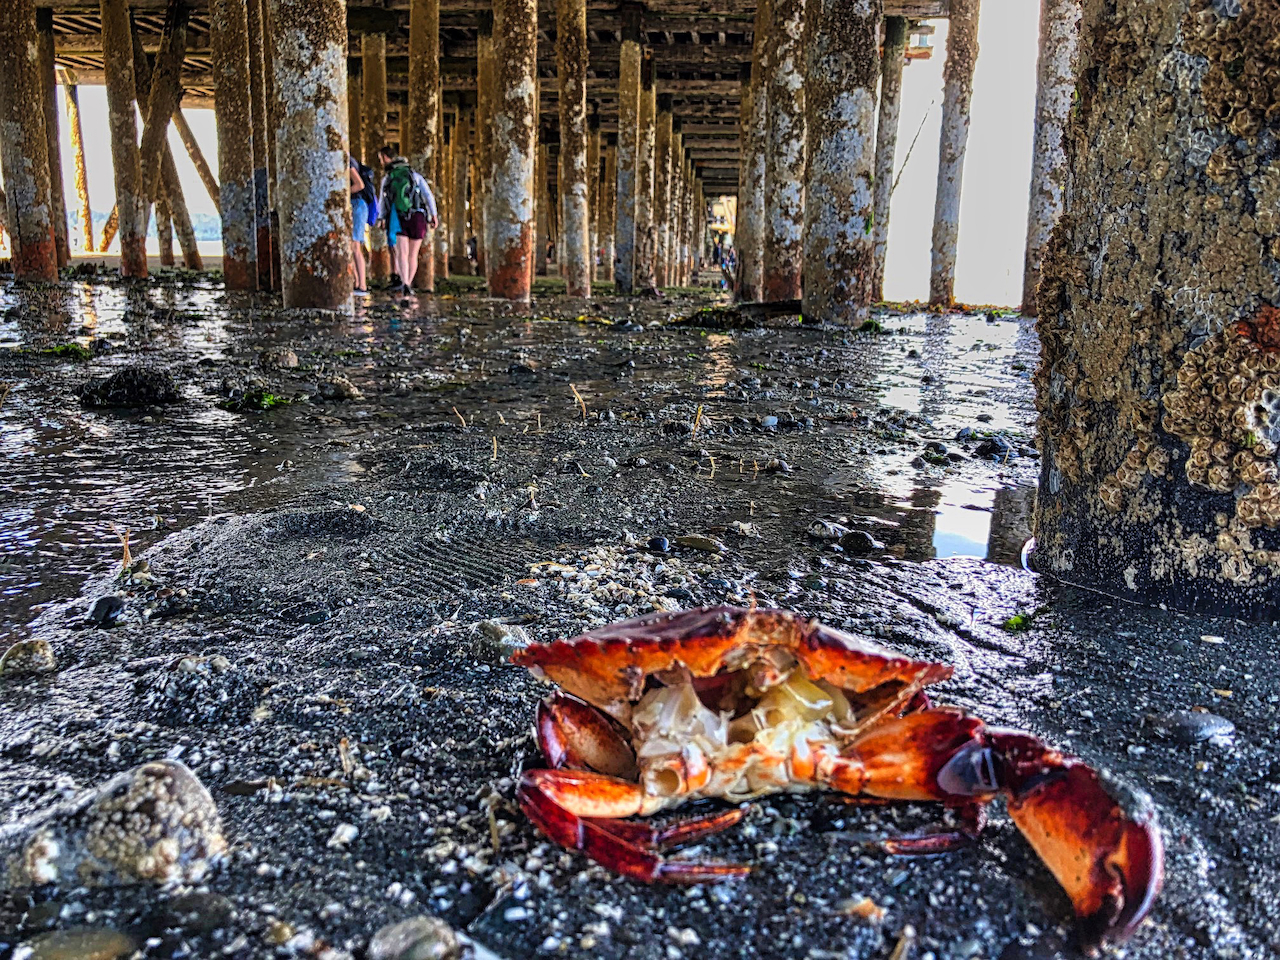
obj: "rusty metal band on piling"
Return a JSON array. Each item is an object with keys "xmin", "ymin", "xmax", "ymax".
[
  {"xmin": 268, "ymin": 0, "xmax": 353, "ymax": 309},
  {"xmin": 485, "ymin": 0, "xmax": 537, "ymax": 300},
  {"xmin": 802, "ymin": 0, "xmax": 881, "ymax": 326},
  {"xmin": 929, "ymin": 0, "xmax": 981, "ymax": 307},
  {"xmin": 871, "ymin": 16, "xmax": 907, "ymax": 303}
]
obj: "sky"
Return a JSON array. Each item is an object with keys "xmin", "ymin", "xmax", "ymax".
[{"xmin": 24, "ymin": 0, "xmax": 1038, "ymax": 306}]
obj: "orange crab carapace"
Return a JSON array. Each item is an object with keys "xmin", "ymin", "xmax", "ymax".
[{"xmin": 513, "ymin": 606, "xmax": 1163, "ymax": 947}]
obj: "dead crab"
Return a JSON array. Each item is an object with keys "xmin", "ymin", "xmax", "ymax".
[{"xmin": 513, "ymin": 606, "xmax": 1162, "ymax": 946}]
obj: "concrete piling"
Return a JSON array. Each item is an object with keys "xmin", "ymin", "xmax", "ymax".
[
  {"xmin": 475, "ymin": 15, "xmax": 495, "ymax": 276},
  {"xmin": 246, "ymin": 0, "xmax": 273, "ymax": 289},
  {"xmin": 929, "ymin": 0, "xmax": 981, "ymax": 308},
  {"xmin": 762, "ymin": 0, "xmax": 806, "ymax": 302},
  {"xmin": 633, "ymin": 54, "xmax": 657, "ymax": 294},
  {"xmin": 101, "ymin": 0, "xmax": 147, "ymax": 277},
  {"xmin": 61, "ymin": 70, "xmax": 94, "ymax": 253},
  {"xmin": 0, "ymin": 0, "xmax": 58, "ymax": 281},
  {"xmin": 485, "ymin": 0, "xmax": 537, "ymax": 300},
  {"xmin": 1021, "ymin": 0, "xmax": 1079, "ymax": 316},
  {"xmin": 653, "ymin": 96, "xmax": 673, "ymax": 289},
  {"xmin": 556, "ymin": 0, "xmax": 591, "ymax": 297},
  {"xmin": 587, "ymin": 111, "xmax": 601, "ymax": 283},
  {"xmin": 35, "ymin": 10, "xmax": 71, "ymax": 268},
  {"xmin": 601, "ymin": 140, "xmax": 616, "ymax": 283},
  {"xmin": 449, "ymin": 106, "xmax": 472, "ymax": 274},
  {"xmin": 871, "ymin": 16, "xmax": 908, "ymax": 303},
  {"xmin": 363, "ymin": 32, "xmax": 391, "ymax": 282},
  {"xmin": 268, "ymin": 0, "xmax": 353, "ymax": 309},
  {"xmin": 802, "ymin": 0, "xmax": 881, "ymax": 326},
  {"xmin": 406, "ymin": 0, "xmax": 440, "ymax": 293},
  {"xmin": 211, "ymin": 0, "xmax": 258, "ymax": 289},
  {"xmin": 614, "ymin": 6, "xmax": 643, "ymax": 295}
]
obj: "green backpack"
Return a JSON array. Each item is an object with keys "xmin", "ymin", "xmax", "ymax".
[{"xmin": 386, "ymin": 163, "xmax": 417, "ymax": 217}]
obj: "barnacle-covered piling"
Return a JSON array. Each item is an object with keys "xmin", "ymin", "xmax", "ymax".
[
  {"xmin": 601, "ymin": 140, "xmax": 617, "ymax": 283},
  {"xmin": 557, "ymin": 0, "xmax": 591, "ymax": 297},
  {"xmin": 35, "ymin": 10, "xmax": 70, "ymax": 268},
  {"xmin": 363, "ymin": 32, "xmax": 390, "ymax": 282},
  {"xmin": 101, "ymin": 0, "xmax": 147, "ymax": 277},
  {"xmin": 871, "ymin": 16, "xmax": 908, "ymax": 303},
  {"xmin": 762, "ymin": 0, "xmax": 806, "ymax": 302},
  {"xmin": 929, "ymin": 0, "xmax": 981, "ymax": 308},
  {"xmin": 1021, "ymin": 0, "xmax": 1080, "ymax": 316},
  {"xmin": 475, "ymin": 15, "xmax": 495, "ymax": 276},
  {"xmin": 268, "ymin": 0, "xmax": 353, "ymax": 309},
  {"xmin": 248, "ymin": 0, "xmax": 274, "ymax": 289},
  {"xmin": 211, "ymin": 0, "xmax": 258, "ymax": 289},
  {"xmin": 406, "ymin": 0, "xmax": 439, "ymax": 293},
  {"xmin": 802, "ymin": 0, "xmax": 881, "ymax": 326},
  {"xmin": 0, "ymin": 0, "xmax": 58, "ymax": 281},
  {"xmin": 485, "ymin": 0, "xmax": 537, "ymax": 300},
  {"xmin": 450, "ymin": 105, "xmax": 472, "ymax": 274},
  {"xmin": 1035, "ymin": 0, "xmax": 1280, "ymax": 618},
  {"xmin": 614, "ymin": 8, "xmax": 643, "ymax": 294},
  {"xmin": 653, "ymin": 97, "xmax": 673, "ymax": 289},
  {"xmin": 62, "ymin": 70, "xmax": 94, "ymax": 252},
  {"xmin": 633, "ymin": 55, "xmax": 657, "ymax": 294}
]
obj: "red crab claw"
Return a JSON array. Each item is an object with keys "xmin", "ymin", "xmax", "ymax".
[{"xmin": 937, "ymin": 729, "xmax": 1163, "ymax": 946}]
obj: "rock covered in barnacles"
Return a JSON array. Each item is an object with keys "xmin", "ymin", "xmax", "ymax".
[
  {"xmin": 0, "ymin": 639, "xmax": 56, "ymax": 677},
  {"xmin": 0, "ymin": 760, "xmax": 227, "ymax": 889},
  {"xmin": 367, "ymin": 916, "xmax": 464, "ymax": 960}
]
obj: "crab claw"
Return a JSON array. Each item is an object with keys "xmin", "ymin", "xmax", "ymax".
[{"xmin": 940, "ymin": 730, "xmax": 1163, "ymax": 946}]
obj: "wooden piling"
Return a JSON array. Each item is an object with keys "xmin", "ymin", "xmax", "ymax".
[
  {"xmin": 872, "ymin": 16, "xmax": 908, "ymax": 303},
  {"xmin": 101, "ymin": 0, "xmax": 147, "ymax": 276},
  {"xmin": 35, "ymin": 10, "xmax": 70, "ymax": 268},
  {"xmin": 211, "ymin": 0, "xmax": 258, "ymax": 289}
]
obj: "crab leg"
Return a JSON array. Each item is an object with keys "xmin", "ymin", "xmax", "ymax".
[
  {"xmin": 536, "ymin": 692, "xmax": 637, "ymax": 778},
  {"xmin": 518, "ymin": 769, "xmax": 750, "ymax": 883}
]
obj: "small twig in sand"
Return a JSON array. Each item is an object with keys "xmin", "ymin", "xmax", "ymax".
[
  {"xmin": 112, "ymin": 525, "xmax": 132, "ymax": 577},
  {"xmin": 691, "ymin": 404, "xmax": 704, "ymax": 437},
  {"xmin": 570, "ymin": 383, "xmax": 588, "ymax": 422},
  {"xmin": 0, "ymin": 383, "xmax": 12, "ymax": 409},
  {"xmin": 888, "ymin": 925, "xmax": 916, "ymax": 960},
  {"xmin": 536, "ymin": 412, "xmax": 543, "ymax": 432},
  {"xmin": 491, "ymin": 436, "xmax": 498, "ymax": 462},
  {"xmin": 706, "ymin": 455, "xmax": 717, "ymax": 479},
  {"xmin": 487, "ymin": 802, "xmax": 501, "ymax": 855},
  {"xmin": 452, "ymin": 406, "xmax": 467, "ymax": 428},
  {"xmin": 498, "ymin": 412, "xmax": 507, "ymax": 425}
]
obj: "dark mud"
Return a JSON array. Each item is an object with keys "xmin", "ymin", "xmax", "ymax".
[{"xmin": 1, "ymin": 276, "xmax": 1276, "ymax": 959}]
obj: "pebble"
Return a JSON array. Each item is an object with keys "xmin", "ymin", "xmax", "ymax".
[
  {"xmin": 87, "ymin": 595, "xmax": 125, "ymax": 628},
  {"xmin": 840, "ymin": 531, "xmax": 885, "ymax": 556},
  {"xmin": 367, "ymin": 916, "xmax": 464, "ymax": 960},
  {"xmin": 674, "ymin": 535, "xmax": 725, "ymax": 554},
  {"xmin": 1152, "ymin": 710, "xmax": 1236, "ymax": 744},
  {"xmin": 472, "ymin": 620, "xmax": 532, "ymax": 663},
  {"xmin": 19, "ymin": 928, "xmax": 138, "ymax": 960},
  {"xmin": 0, "ymin": 760, "xmax": 226, "ymax": 889},
  {"xmin": 317, "ymin": 375, "xmax": 364, "ymax": 402},
  {"xmin": 327, "ymin": 823, "xmax": 359, "ymax": 848},
  {"xmin": 0, "ymin": 638, "xmax": 56, "ymax": 677},
  {"xmin": 807, "ymin": 520, "xmax": 848, "ymax": 542},
  {"xmin": 647, "ymin": 536, "xmax": 671, "ymax": 553}
]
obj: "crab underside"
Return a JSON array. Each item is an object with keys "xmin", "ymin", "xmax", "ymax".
[{"xmin": 513, "ymin": 606, "xmax": 1163, "ymax": 948}]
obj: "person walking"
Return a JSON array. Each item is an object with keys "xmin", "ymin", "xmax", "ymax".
[
  {"xmin": 377, "ymin": 146, "xmax": 438, "ymax": 294},
  {"xmin": 349, "ymin": 154, "xmax": 377, "ymax": 296}
]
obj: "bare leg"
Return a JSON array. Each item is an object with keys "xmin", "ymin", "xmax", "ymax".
[
  {"xmin": 404, "ymin": 238, "xmax": 423, "ymax": 288},
  {"xmin": 351, "ymin": 241, "xmax": 367, "ymax": 290}
]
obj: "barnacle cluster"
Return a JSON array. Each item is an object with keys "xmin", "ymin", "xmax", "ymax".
[
  {"xmin": 1163, "ymin": 313, "xmax": 1280, "ymax": 527},
  {"xmin": 1181, "ymin": 0, "xmax": 1280, "ymax": 140}
]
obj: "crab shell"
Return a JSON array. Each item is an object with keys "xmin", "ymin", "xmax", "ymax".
[
  {"xmin": 513, "ymin": 604, "xmax": 952, "ymax": 720},
  {"xmin": 512, "ymin": 606, "xmax": 1164, "ymax": 947}
]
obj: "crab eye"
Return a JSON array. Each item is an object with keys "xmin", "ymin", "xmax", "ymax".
[{"xmin": 936, "ymin": 742, "xmax": 999, "ymax": 796}]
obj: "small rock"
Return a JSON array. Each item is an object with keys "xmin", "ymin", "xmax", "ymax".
[
  {"xmin": 0, "ymin": 760, "xmax": 226, "ymax": 889},
  {"xmin": 368, "ymin": 916, "xmax": 464, "ymax": 960},
  {"xmin": 646, "ymin": 536, "xmax": 671, "ymax": 553},
  {"xmin": 840, "ymin": 531, "xmax": 885, "ymax": 556},
  {"xmin": 759, "ymin": 415, "xmax": 779, "ymax": 429},
  {"xmin": 88, "ymin": 595, "xmax": 125, "ymax": 628},
  {"xmin": 974, "ymin": 435, "xmax": 1015, "ymax": 459},
  {"xmin": 807, "ymin": 520, "xmax": 849, "ymax": 542},
  {"xmin": 79, "ymin": 365, "xmax": 180, "ymax": 408},
  {"xmin": 327, "ymin": 823, "xmax": 359, "ymax": 848},
  {"xmin": 20, "ymin": 927, "xmax": 138, "ymax": 960},
  {"xmin": 472, "ymin": 620, "xmax": 532, "ymax": 663},
  {"xmin": 0, "ymin": 638, "xmax": 56, "ymax": 677},
  {"xmin": 1152, "ymin": 710, "xmax": 1235, "ymax": 744},
  {"xmin": 674, "ymin": 535, "xmax": 725, "ymax": 554},
  {"xmin": 154, "ymin": 892, "xmax": 236, "ymax": 935},
  {"xmin": 317, "ymin": 375, "xmax": 364, "ymax": 402},
  {"xmin": 260, "ymin": 346, "xmax": 300, "ymax": 369}
]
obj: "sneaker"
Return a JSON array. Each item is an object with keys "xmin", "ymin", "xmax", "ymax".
[
  {"xmin": 353, "ymin": 288, "xmax": 369, "ymax": 297},
  {"xmin": 401, "ymin": 283, "xmax": 414, "ymax": 295}
]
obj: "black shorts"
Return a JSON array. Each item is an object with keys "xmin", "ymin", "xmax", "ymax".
[{"xmin": 399, "ymin": 210, "xmax": 428, "ymax": 241}]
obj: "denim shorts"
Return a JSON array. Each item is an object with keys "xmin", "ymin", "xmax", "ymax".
[{"xmin": 351, "ymin": 198, "xmax": 367, "ymax": 242}]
